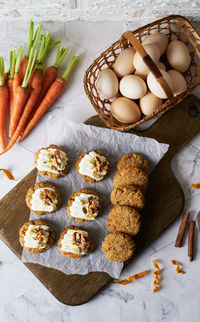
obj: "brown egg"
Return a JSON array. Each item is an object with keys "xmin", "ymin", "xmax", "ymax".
[
  {"xmin": 140, "ymin": 91, "xmax": 162, "ymax": 116},
  {"xmin": 157, "ymin": 61, "xmax": 166, "ymax": 71},
  {"xmin": 167, "ymin": 70, "xmax": 187, "ymax": 96},
  {"xmin": 113, "ymin": 47, "xmax": 136, "ymax": 78},
  {"xmin": 166, "ymin": 40, "xmax": 191, "ymax": 73},
  {"xmin": 119, "ymin": 75, "xmax": 147, "ymax": 99},
  {"xmin": 147, "ymin": 69, "xmax": 173, "ymax": 99},
  {"xmin": 134, "ymin": 70, "xmax": 147, "ymax": 80},
  {"xmin": 142, "ymin": 32, "xmax": 169, "ymax": 56},
  {"xmin": 133, "ymin": 44, "xmax": 160, "ymax": 75},
  {"xmin": 111, "ymin": 97, "xmax": 141, "ymax": 123}
]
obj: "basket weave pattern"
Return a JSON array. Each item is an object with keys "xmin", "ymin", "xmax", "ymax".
[{"xmin": 83, "ymin": 15, "xmax": 200, "ymax": 131}]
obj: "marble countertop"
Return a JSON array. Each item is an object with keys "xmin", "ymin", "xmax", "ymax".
[{"xmin": 1, "ymin": 20, "xmax": 200, "ymax": 322}]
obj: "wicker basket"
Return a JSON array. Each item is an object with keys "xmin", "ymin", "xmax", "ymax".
[{"xmin": 83, "ymin": 15, "xmax": 200, "ymax": 131}]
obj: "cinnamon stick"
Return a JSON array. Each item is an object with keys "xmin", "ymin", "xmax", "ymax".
[
  {"xmin": 175, "ymin": 212, "xmax": 190, "ymax": 247},
  {"xmin": 188, "ymin": 221, "xmax": 195, "ymax": 262}
]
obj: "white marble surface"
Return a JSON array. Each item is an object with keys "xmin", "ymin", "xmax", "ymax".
[{"xmin": 0, "ymin": 20, "xmax": 200, "ymax": 322}]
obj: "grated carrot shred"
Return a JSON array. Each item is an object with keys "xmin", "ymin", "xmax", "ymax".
[
  {"xmin": 0, "ymin": 168, "xmax": 15, "ymax": 180},
  {"xmin": 171, "ymin": 260, "xmax": 185, "ymax": 274},
  {"xmin": 112, "ymin": 270, "xmax": 148, "ymax": 285}
]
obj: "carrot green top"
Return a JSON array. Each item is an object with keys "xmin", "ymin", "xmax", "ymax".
[
  {"xmin": 15, "ymin": 47, "xmax": 23, "ymax": 74},
  {"xmin": 54, "ymin": 46, "xmax": 69, "ymax": 69},
  {"xmin": 62, "ymin": 56, "xmax": 79, "ymax": 82},
  {"xmin": 9, "ymin": 50, "xmax": 16, "ymax": 79},
  {"xmin": 21, "ymin": 48, "xmax": 37, "ymax": 88},
  {"xmin": 26, "ymin": 21, "xmax": 42, "ymax": 58},
  {"xmin": 0, "ymin": 57, "xmax": 5, "ymax": 87}
]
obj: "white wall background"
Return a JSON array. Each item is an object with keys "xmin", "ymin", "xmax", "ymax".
[{"xmin": 1, "ymin": 0, "xmax": 200, "ymax": 21}]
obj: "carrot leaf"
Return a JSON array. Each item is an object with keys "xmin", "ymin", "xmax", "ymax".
[
  {"xmin": 15, "ymin": 47, "xmax": 23, "ymax": 74},
  {"xmin": 0, "ymin": 57, "xmax": 5, "ymax": 87},
  {"xmin": 62, "ymin": 56, "xmax": 79, "ymax": 82},
  {"xmin": 26, "ymin": 20, "xmax": 34, "ymax": 58},
  {"xmin": 9, "ymin": 50, "xmax": 16, "ymax": 79},
  {"xmin": 54, "ymin": 46, "xmax": 69, "ymax": 69},
  {"xmin": 22, "ymin": 48, "xmax": 37, "ymax": 88},
  {"xmin": 37, "ymin": 32, "xmax": 51, "ymax": 68}
]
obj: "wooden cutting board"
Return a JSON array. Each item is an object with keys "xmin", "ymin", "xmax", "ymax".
[{"xmin": 0, "ymin": 94, "xmax": 200, "ymax": 306}]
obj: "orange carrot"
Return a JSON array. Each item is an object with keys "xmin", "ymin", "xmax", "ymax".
[
  {"xmin": 29, "ymin": 46, "xmax": 68, "ymax": 120},
  {"xmin": 19, "ymin": 57, "xmax": 29, "ymax": 82},
  {"xmin": 5, "ymin": 48, "xmax": 37, "ymax": 147},
  {"xmin": 8, "ymin": 50, "xmax": 16, "ymax": 135},
  {"xmin": 19, "ymin": 21, "xmax": 41, "ymax": 81},
  {"xmin": 19, "ymin": 56, "xmax": 78, "ymax": 142},
  {"xmin": 0, "ymin": 57, "xmax": 9, "ymax": 150},
  {"xmin": 3, "ymin": 69, "xmax": 42, "ymax": 152},
  {"xmin": 9, "ymin": 48, "xmax": 23, "ymax": 137}
]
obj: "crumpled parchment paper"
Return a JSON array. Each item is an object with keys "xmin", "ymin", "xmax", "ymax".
[{"xmin": 22, "ymin": 119, "xmax": 169, "ymax": 278}]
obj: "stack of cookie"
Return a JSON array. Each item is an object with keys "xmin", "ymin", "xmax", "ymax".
[{"xmin": 102, "ymin": 154, "xmax": 150, "ymax": 263}]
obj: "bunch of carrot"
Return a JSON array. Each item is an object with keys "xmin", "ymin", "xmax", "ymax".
[{"xmin": 0, "ymin": 21, "xmax": 78, "ymax": 155}]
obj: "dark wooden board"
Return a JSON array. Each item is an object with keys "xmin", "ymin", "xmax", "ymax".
[{"xmin": 0, "ymin": 95, "xmax": 200, "ymax": 306}]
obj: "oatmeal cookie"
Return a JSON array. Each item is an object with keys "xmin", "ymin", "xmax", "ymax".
[
  {"xmin": 113, "ymin": 167, "xmax": 149, "ymax": 192},
  {"xmin": 117, "ymin": 153, "xmax": 150, "ymax": 175},
  {"xmin": 110, "ymin": 186, "xmax": 145, "ymax": 210},
  {"xmin": 19, "ymin": 219, "xmax": 55, "ymax": 253},
  {"xmin": 58, "ymin": 226, "xmax": 94, "ymax": 259},
  {"xmin": 67, "ymin": 188, "xmax": 103, "ymax": 222},
  {"xmin": 26, "ymin": 181, "xmax": 61, "ymax": 216},
  {"xmin": 102, "ymin": 232, "xmax": 135, "ymax": 262},
  {"xmin": 76, "ymin": 150, "xmax": 110, "ymax": 183},
  {"xmin": 107, "ymin": 204, "xmax": 141, "ymax": 236},
  {"xmin": 35, "ymin": 144, "xmax": 69, "ymax": 179}
]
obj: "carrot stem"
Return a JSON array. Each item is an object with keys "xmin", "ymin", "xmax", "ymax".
[
  {"xmin": 0, "ymin": 57, "xmax": 5, "ymax": 86},
  {"xmin": 15, "ymin": 47, "xmax": 23, "ymax": 74},
  {"xmin": 54, "ymin": 46, "xmax": 69, "ymax": 69},
  {"xmin": 48, "ymin": 39, "xmax": 61, "ymax": 50},
  {"xmin": 32, "ymin": 24, "xmax": 42, "ymax": 51},
  {"xmin": 62, "ymin": 56, "xmax": 79, "ymax": 82},
  {"xmin": 26, "ymin": 20, "xmax": 34, "ymax": 58},
  {"xmin": 9, "ymin": 50, "xmax": 16, "ymax": 79},
  {"xmin": 22, "ymin": 48, "xmax": 37, "ymax": 88}
]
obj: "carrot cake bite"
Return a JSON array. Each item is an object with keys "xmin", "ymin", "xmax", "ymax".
[
  {"xmin": 19, "ymin": 219, "xmax": 55, "ymax": 253},
  {"xmin": 102, "ymin": 232, "xmax": 135, "ymax": 263},
  {"xmin": 35, "ymin": 144, "xmax": 69, "ymax": 179},
  {"xmin": 76, "ymin": 150, "xmax": 109, "ymax": 183},
  {"xmin": 26, "ymin": 181, "xmax": 61, "ymax": 216},
  {"xmin": 67, "ymin": 188, "xmax": 103, "ymax": 222},
  {"xmin": 58, "ymin": 226, "xmax": 94, "ymax": 258}
]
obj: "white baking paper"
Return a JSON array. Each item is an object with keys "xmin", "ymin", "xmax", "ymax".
[{"xmin": 22, "ymin": 119, "xmax": 169, "ymax": 278}]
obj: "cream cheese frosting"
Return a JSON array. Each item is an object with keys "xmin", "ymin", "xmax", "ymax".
[
  {"xmin": 30, "ymin": 187, "xmax": 57, "ymax": 212},
  {"xmin": 24, "ymin": 224, "xmax": 50, "ymax": 249},
  {"xmin": 61, "ymin": 229, "xmax": 89, "ymax": 255},
  {"xmin": 79, "ymin": 151, "xmax": 108, "ymax": 180},
  {"xmin": 36, "ymin": 148, "xmax": 68, "ymax": 174},
  {"xmin": 70, "ymin": 193, "xmax": 100, "ymax": 220}
]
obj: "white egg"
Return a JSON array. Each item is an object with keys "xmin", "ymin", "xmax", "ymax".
[
  {"xmin": 113, "ymin": 47, "xmax": 135, "ymax": 78},
  {"xmin": 134, "ymin": 69, "xmax": 147, "ymax": 80},
  {"xmin": 157, "ymin": 61, "xmax": 166, "ymax": 71},
  {"xmin": 147, "ymin": 69, "xmax": 173, "ymax": 99},
  {"xmin": 111, "ymin": 97, "xmax": 141, "ymax": 123},
  {"xmin": 133, "ymin": 43, "xmax": 160, "ymax": 75},
  {"xmin": 142, "ymin": 32, "xmax": 169, "ymax": 56},
  {"xmin": 120, "ymin": 75, "xmax": 147, "ymax": 99},
  {"xmin": 140, "ymin": 91, "xmax": 162, "ymax": 116},
  {"xmin": 167, "ymin": 70, "xmax": 187, "ymax": 96},
  {"xmin": 166, "ymin": 40, "xmax": 191, "ymax": 73},
  {"xmin": 96, "ymin": 68, "xmax": 119, "ymax": 99}
]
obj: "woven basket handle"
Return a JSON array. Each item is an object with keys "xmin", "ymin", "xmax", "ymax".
[{"xmin": 122, "ymin": 31, "xmax": 175, "ymax": 101}]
